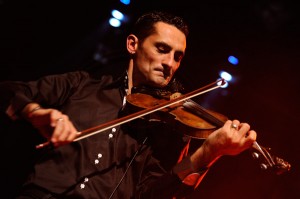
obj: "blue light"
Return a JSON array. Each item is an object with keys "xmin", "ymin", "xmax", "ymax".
[
  {"xmin": 109, "ymin": 18, "xmax": 121, "ymax": 27},
  {"xmin": 120, "ymin": 0, "xmax": 130, "ymax": 5},
  {"xmin": 111, "ymin": 10, "xmax": 124, "ymax": 21},
  {"xmin": 228, "ymin": 55, "xmax": 239, "ymax": 65}
]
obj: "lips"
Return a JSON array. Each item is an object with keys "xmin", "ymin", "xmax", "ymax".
[
  {"xmin": 154, "ymin": 67, "xmax": 171, "ymax": 78},
  {"xmin": 153, "ymin": 67, "xmax": 164, "ymax": 76}
]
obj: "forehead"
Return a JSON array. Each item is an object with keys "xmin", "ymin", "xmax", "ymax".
[{"xmin": 148, "ymin": 22, "xmax": 187, "ymax": 50}]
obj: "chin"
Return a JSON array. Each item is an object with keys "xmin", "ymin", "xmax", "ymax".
[
  {"xmin": 157, "ymin": 82, "xmax": 169, "ymax": 88},
  {"xmin": 150, "ymin": 76, "xmax": 170, "ymax": 88},
  {"xmin": 148, "ymin": 81, "xmax": 166, "ymax": 88}
]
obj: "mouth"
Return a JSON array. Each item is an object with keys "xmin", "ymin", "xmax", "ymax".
[
  {"xmin": 153, "ymin": 67, "xmax": 164, "ymax": 77},
  {"xmin": 154, "ymin": 67, "xmax": 171, "ymax": 78}
]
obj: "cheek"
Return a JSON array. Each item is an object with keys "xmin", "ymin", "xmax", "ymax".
[
  {"xmin": 139, "ymin": 53, "xmax": 158, "ymax": 71},
  {"xmin": 144, "ymin": 51, "xmax": 158, "ymax": 63},
  {"xmin": 138, "ymin": 48, "xmax": 155, "ymax": 63},
  {"xmin": 137, "ymin": 55, "xmax": 152, "ymax": 71},
  {"xmin": 172, "ymin": 64, "xmax": 180, "ymax": 73}
]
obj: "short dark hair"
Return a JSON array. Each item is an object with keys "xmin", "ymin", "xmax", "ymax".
[{"xmin": 132, "ymin": 11, "xmax": 189, "ymax": 43}]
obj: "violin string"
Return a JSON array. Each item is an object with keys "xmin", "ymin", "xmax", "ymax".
[{"xmin": 184, "ymin": 99, "xmax": 224, "ymax": 127}]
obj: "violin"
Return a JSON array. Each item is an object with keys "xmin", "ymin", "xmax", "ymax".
[
  {"xmin": 126, "ymin": 92, "xmax": 291, "ymax": 175},
  {"xmin": 36, "ymin": 79, "xmax": 291, "ymax": 175}
]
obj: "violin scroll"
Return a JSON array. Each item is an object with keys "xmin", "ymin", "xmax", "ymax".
[{"xmin": 251, "ymin": 142, "xmax": 291, "ymax": 175}]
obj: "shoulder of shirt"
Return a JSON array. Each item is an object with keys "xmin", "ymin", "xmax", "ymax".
[{"xmin": 84, "ymin": 58, "xmax": 128, "ymax": 80}]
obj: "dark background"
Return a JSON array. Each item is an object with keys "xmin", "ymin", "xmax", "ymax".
[{"xmin": 1, "ymin": 0, "xmax": 299, "ymax": 198}]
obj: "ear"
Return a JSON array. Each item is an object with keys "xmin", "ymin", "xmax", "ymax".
[{"xmin": 127, "ymin": 34, "xmax": 138, "ymax": 55}]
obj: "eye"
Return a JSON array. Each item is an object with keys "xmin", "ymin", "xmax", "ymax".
[
  {"xmin": 174, "ymin": 52, "xmax": 184, "ymax": 62},
  {"xmin": 156, "ymin": 43, "xmax": 171, "ymax": 53},
  {"xmin": 155, "ymin": 42, "xmax": 184, "ymax": 62}
]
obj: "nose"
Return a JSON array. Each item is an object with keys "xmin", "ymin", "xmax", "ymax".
[{"xmin": 162, "ymin": 53, "xmax": 175, "ymax": 69}]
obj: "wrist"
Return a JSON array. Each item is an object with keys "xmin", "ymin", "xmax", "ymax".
[
  {"xmin": 172, "ymin": 156, "xmax": 209, "ymax": 187},
  {"xmin": 191, "ymin": 142, "xmax": 220, "ymax": 171},
  {"xmin": 21, "ymin": 103, "xmax": 42, "ymax": 119},
  {"xmin": 28, "ymin": 106, "xmax": 42, "ymax": 114},
  {"xmin": 173, "ymin": 156, "xmax": 208, "ymax": 180}
]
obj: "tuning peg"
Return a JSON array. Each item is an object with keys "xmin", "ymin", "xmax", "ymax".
[
  {"xmin": 252, "ymin": 152, "xmax": 269, "ymax": 170},
  {"xmin": 252, "ymin": 152, "xmax": 259, "ymax": 159},
  {"xmin": 260, "ymin": 163, "xmax": 268, "ymax": 170}
]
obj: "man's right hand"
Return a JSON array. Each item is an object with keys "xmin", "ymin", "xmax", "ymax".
[{"xmin": 22, "ymin": 103, "xmax": 78, "ymax": 147}]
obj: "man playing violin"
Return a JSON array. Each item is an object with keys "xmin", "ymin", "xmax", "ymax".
[{"xmin": 0, "ymin": 11, "xmax": 257, "ymax": 198}]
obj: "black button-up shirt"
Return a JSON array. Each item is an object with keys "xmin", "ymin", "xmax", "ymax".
[{"xmin": 0, "ymin": 61, "xmax": 199, "ymax": 198}]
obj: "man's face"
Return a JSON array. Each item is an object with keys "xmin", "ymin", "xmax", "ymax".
[{"xmin": 133, "ymin": 22, "xmax": 186, "ymax": 88}]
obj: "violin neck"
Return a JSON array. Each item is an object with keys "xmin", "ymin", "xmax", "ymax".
[{"xmin": 182, "ymin": 100, "xmax": 225, "ymax": 127}]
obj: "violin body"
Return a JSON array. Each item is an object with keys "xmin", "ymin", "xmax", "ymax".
[{"xmin": 126, "ymin": 92, "xmax": 227, "ymax": 139}]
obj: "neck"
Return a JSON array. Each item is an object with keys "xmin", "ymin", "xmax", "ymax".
[{"xmin": 127, "ymin": 59, "xmax": 134, "ymax": 94}]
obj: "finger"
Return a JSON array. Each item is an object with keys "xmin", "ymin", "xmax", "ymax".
[
  {"xmin": 56, "ymin": 119, "xmax": 69, "ymax": 141},
  {"xmin": 55, "ymin": 116, "xmax": 78, "ymax": 145},
  {"xmin": 50, "ymin": 110, "xmax": 64, "ymax": 127},
  {"xmin": 65, "ymin": 122, "xmax": 79, "ymax": 141},
  {"xmin": 230, "ymin": 120, "xmax": 240, "ymax": 131},
  {"xmin": 224, "ymin": 120, "xmax": 233, "ymax": 129},
  {"xmin": 51, "ymin": 117, "xmax": 66, "ymax": 143},
  {"xmin": 241, "ymin": 130, "xmax": 257, "ymax": 150},
  {"xmin": 238, "ymin": 123, "xmax": 251, "ymax": 137},
  {"xmin": 56, "ymin": 115, "xmax": 75, "ymax": 142},
  {"xmin": 246, "ymin": 130, "xmax": 257, "ymax": 141}
]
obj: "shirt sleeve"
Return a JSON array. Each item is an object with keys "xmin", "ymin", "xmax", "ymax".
[
  {"xmin": 173, "ymin": 155, "xmax": 209, "ymax": 188},
  {"xmin": 132, "ymin": 124, "xmax": 210, "ymax": 199},
  {"xmin": 0, "ymin": 71, "xmax": 88, "ymax": 120},
  {"xmin": 135, "ymin": 154, "xmax": 209, "ymax": 198}
]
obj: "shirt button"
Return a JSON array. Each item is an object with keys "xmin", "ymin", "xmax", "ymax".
[
  {"xmin": 109, "ymin": 133, "xmax": 113, "ymax": 138},
  {"xmin": 98, "ymin": 153, "xmax": 102, "ymax": 158},
  {"xmin": 112, "ymin": 128, "xmax": 116, "ymax": 132}
]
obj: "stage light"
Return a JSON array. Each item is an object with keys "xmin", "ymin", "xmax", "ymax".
[
  {"xmin": 219, "ymin": 70, "xmax": 233, "ymax": 82},
  {"xmin": 111, "ymin": 10, "xmax": 124, "ymax": 21},
  {"xmin": 109, "ymin": 18, "xmax": 121, "ymax": 27},
  {"xmin": 120, "ymin": 0, "xmax": 130, "ymax": 5},
  {"xmin": 228, "ymin": 55, "xmax": 239, "ymax": 65}
]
